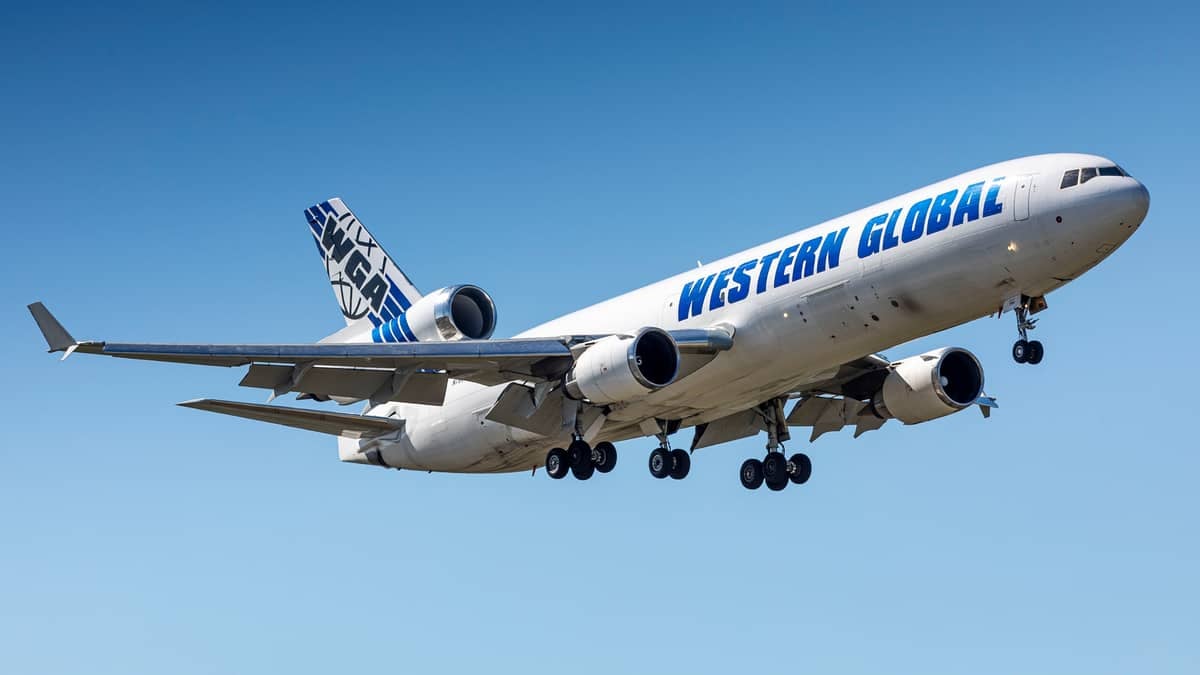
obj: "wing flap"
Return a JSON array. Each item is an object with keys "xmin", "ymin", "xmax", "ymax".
[
  {"xmin": 238, "ymin": 364, "xmax": 448, "ymax": 405},
  {"xmin": 178, "ymin": 399, "xmax": 404, "ymax": 439},
  {"xmin": 484, "ymin": 383, "xmax": 568, "ymax": 436}
]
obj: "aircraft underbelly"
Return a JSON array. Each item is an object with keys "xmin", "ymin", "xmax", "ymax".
[{"xmin": 380, "ymin": 224, "xmax": 1029, "ymax": 473}]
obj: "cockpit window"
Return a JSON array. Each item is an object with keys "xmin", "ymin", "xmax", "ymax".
[{"xmin": 1061, "ymin": 165, "xmax": 1128, "ymax": 189}]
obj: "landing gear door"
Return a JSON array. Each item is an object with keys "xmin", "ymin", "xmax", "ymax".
[{"xmin": 1014, "ymin": 174, "xmax": 1033, "ymax": 221}]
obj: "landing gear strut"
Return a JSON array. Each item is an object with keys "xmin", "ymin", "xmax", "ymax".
[
  {"xmin": 1011, "ymin": 296, "xmax": 1045, "ymax": 365},
  {"xmin": 544, "ymin": 438, "xmax": 617, "ymax": 481},
  {"xmin": 544, "ymin": 409, "xmax": 617, "ymax": 481},
  {"xmin": 648, "ymin": 420, "xmax": 689, "ymax": 480},
  {"xmin": 740, "ymin": 397, "xmax": 811, "ymax": 492}
]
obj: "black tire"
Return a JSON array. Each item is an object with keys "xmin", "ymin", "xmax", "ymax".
[
  {"xmin": 763, "ymin": 452, "xmax": 788, "ymax": 482},
  {"xmin": 669, "ymin": 448, "xmax": 690, "ymax": 480},
  {"xmin": 1026, "ymin": 340, "xmax": 1044, "ymax": 365},
  {"xmin": 568, "ymin": 439, "xmax": 594, "ymax": 480},
  {"xmin": 787, "ymin": 453, "xmax": 812, "ymax": 485},
  {"xmin": 1012, "ymin": 339, "xmax": 1029, "ymax": 364},
  {"xmin": 568, "ymin": 439, "xmax": 591, "ymax": 467},
  {"xmin": 571, "ymin": 455, "xmax": 595, "ymax": 480},
  {"xmin": 763, "ymin": 452, "xmax": 789, "ymax": 491},
  {"xmin": 593, "ymin": 441, "xmax": 617, "ymax": 473},
  {"xmin": 649, "ymin": 447, "xmax": 672, "ymax": 479},
  {"xmin": 740, "ymin": 458, "xmax": 764, "ymax": 490},
  {"xmin": 545, "ymin": 448, "xmax": 570, "ymax": 479}
]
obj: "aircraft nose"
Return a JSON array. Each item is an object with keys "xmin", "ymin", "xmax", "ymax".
[{"xmin": 1129, "ymin": 180, "xmax": 1150, "ymax": 223}]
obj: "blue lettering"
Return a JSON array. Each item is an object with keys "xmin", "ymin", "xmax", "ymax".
[
  {"xmin": 927, "ymin": 189, "xmax": 958, "ymax": 234},
  {"xmin": 756, "ymin": 250, "xmax": 782, "ymax": 294},
  {"xmin": 362, "ymin": 275, "xmax": 387, "ymax": 312},
  {"xmin": 345, "ymin": 250, "xmax": 372, "ymax": 285},
  {"xmin": 793, "ymin": 237, "xmax": 822, "ymax": 279},
  {"xmin": 774, "ymin": 244, "xmax": 799, "ymax": 288},
  {"xmin": 901, "ymin": 198, "xmax": 931, "ymax": 243},
  {"xmin": 983, "ymin": 177, "xmax": 1004, "ymax": 217},
  {"xmin": 321, "ymin": 217, "xmax": 355, "ymax": 262},
  {"xmin": 882, "ymin": 208, "xmax": 902, "ymax": 250},
  {"xmin": 709, "ymin": 267, "xmax": 735, "ymax": 311},
  {"xmin": 678, "ymin": 274, "xmax": 715, "ymax": 321},
  {"xmin": 858, "ymin": 214, "xmax": 887, "ymax": 258},
  {"xmin": 818, "ymin": 227, "xmax": 849, "ymax": 272},
  {"xmin": 953, "ymin": 181, "xmax": 983, "ymax": 226},
  {"xmin": 728, "ymin": 260, "xmax": 757, "ymax": 303}
]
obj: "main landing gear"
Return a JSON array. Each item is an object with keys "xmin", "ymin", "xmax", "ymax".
[
  {"xmin": 1011, "ymin": 295, "xmax": 1046, "ymax": 365},
  {"xmin": 739, "ymin": 398, "xmax": 811, "ymax": 492},
  {"xmin": 648, "ymin": 423, "xmax": 690, "ymax": 481},
  {"xmin": 545, "ymin": 438, "xmax": 617, "ymax": 481}
]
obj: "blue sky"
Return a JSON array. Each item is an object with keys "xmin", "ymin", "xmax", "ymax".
[{"xmin": 2, "ymin": 2, "xmax": 1198, "ymax": 673}]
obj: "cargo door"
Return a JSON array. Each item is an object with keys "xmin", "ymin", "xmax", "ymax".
[{"xmin": 1014, "ymin": 174, "xmax": 1033, "ymax": 221}]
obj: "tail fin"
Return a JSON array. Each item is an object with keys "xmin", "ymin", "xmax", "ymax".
[{"xmin": 305, "ymin": 198, "xmax": 422, "ymax": 328}]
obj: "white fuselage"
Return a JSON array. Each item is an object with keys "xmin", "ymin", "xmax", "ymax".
[{"xmin": 352, "ymin": 153, "xmax": 1149, "ymax": 472}]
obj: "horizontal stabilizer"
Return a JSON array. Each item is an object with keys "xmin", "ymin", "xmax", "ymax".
[{"xmin": 179, "ymin": 399, "xmax": 404, "ymax": 439}]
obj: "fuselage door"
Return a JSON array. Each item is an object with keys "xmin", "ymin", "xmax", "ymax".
[{"xmin": 1014, "ymin": 174, "xmax": 1033, "ymax": 221}]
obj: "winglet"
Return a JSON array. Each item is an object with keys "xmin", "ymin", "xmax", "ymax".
[
  {"xmin": 976, "ymin": 394, "xmax": 999, "ymax": 419},
  {"xmin": 27, "ymin": 302, "xmax": 78, "ymax": 355}
]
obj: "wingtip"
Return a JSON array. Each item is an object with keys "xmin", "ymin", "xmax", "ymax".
[{"xmin": 27, "ymin": 301, "xmax": 77, "ymax": 353}]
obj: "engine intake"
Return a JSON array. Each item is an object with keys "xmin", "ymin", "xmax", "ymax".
[
  {"xmin": 871, "ymin": 347, "xmax": 985, "ymax": 424},
  {"xmin": 403, "ymin": 285, "xmax": 497, "ymax": 341},
  {"xmin": 564, "ymin": 328, "xmax": 680, "ymax": 404}
]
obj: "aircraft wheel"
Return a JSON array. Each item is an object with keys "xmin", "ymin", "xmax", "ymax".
[
  {"xmin": 648, "ymin": 447, "xmax": 672, "ymax": 479},
  {"xmin": 569, "ymin": 439, "xmax": 594, "ymax": 480},
  {"xmin": 763, "ymin": 452, "xmax": 788, "ymax": 485},
  {"xmin": 593, "ymin": 441, "xmax": 617, "ymax": 473},
  {"xmin": 1026, "ymin": 340, "xmax": 1044, "ymax": 365},
  {"xmin": 571, "ymin": 456, "xmax": 595, "ymax": 480},
  {"xmin": 545, "ymin": 448, "xmax": 570, "ymax": 479},
  {"xmin": 1012, "ymin": 339, "xmax": 1029, "ymax": 364},
  {"xmin": 787, "ymin": 453, "xmax": 812, "ymax": 485},
  {"xmin": 740, "ymin": 458, "xmax": 764, "ymax": 490},
  {"xmin": 669, "ymin": 449, "xmax": 690, "ymax": 480}
]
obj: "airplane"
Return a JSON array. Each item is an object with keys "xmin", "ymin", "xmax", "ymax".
[{"xmin": 28, "ymin": 153, "xmax": 1149, "ymax": 491}]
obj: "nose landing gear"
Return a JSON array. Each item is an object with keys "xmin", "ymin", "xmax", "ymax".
[{"xmin": 1011, "ymin": 295, "xmax": 1046, "ymax": 365}]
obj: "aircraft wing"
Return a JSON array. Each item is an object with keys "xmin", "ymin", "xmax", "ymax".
[
  {"xmin": 784, "ymin": 353, "xmax": 997, "ymax": 442},
  {"xmin": 690, "ymin": 352, "xmax": 998, "ymax": 449},
  {"xmin": 28, "ymin": 303, "xmax": 732, "ymax": 405}
]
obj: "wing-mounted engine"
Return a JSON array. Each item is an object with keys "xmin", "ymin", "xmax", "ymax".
[
  {"xmin": 403, "ymin": 285, "xmax": 497, "ymax": 341},
  {"xmin": 870, "ymin": 347, "xmax": 985, "ymax": 424},
  {"xmin": 563, "ymin": 328, "xmax": 680, "ymax": 404},
  {"xmin": 785, "ymin": 347, "xmax": 993, "ymax": 442}
]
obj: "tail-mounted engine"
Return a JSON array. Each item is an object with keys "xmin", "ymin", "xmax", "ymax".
[
  {"xmin": 403, "ymin": 285, "xmax": 497, "ymax": 341},
  {"xmin": 564, "ymin": 328, "xmax": 680, "ymax": 404},
  {"xmin": 870, "ymin": 347, "xmax": 985, "ymax": 424}
]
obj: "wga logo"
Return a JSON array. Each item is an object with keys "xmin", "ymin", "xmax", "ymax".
[{"xmin": 320, "ymin": 215, "xmax": 388, "ymax": 319}]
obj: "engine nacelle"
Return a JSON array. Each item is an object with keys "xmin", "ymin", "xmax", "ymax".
[
  {"xmin": 563, "ymin": 328, "xmax": 680, "ymax": 404},
  {"xmin": 403, "ymin": 285, "xmax": 497, "ymax": 341},
  {"xmin": 871, "ymin": 347, "xmax": 985, "ymax": 424}
]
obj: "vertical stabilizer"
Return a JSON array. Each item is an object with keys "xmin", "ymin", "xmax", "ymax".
[{"xmin": 305, "ymin": 198, "xmax": 422, "ymax": 328}]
